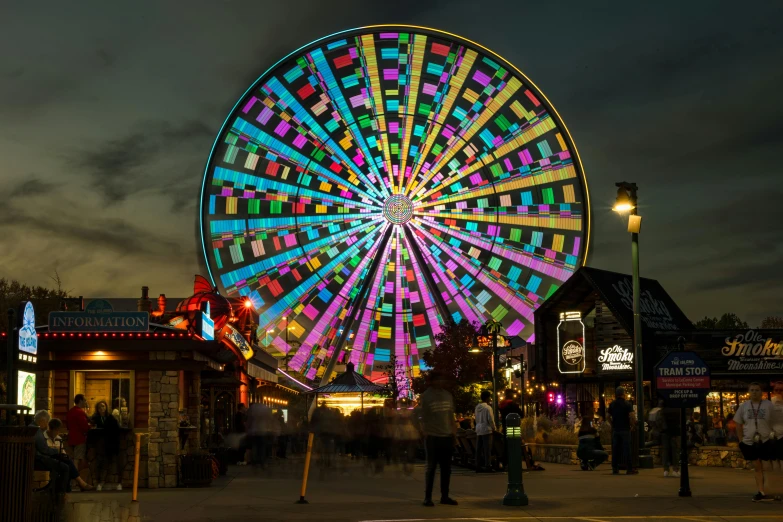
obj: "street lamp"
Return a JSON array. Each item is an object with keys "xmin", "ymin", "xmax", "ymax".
[
  {"xmin": 612, "ymin": 181, "xmax": 648, "ymax": 468},
  {"xmin": 479, "ymin": 318, "xmax": 503, "ymax": 426}
]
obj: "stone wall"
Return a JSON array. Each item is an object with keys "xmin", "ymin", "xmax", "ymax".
[
  {"xmin": 186, "ymin": 372, "xmax": 201, "ymax": 453},
  {"xmin": 528, "ymin": 443, "xmax": 752, "ymax": 469},
  {"xmin": 148, "ymin": 351, "xmax": 181, "ymax": 488},
  {"xmin": 35, "ymin": 370, "xmax": 54, "ymax": 412}
]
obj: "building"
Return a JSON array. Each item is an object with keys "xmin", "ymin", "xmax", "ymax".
[
  {"xmin": 32, "ymin": 278, "xmax": 299, "ymax": 489},
  {"xmin": 532, "ymin": 266, "xmax": 692, "ymax": 419}
]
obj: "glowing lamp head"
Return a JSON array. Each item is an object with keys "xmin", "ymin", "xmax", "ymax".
[
  {"xmin": 556, "ymin": 394, "xmax": 564, "ymax": 405},
  {"xmin": 244, "ymin": 299, "xmax": 253, "ymax": 309},
  {"xmin": 612, "ymin": 186, "xmax": 635, "ymax": 213},
  {"xmin": 547, "ymin": 392, "xmax": 555, "ymax": 403}
]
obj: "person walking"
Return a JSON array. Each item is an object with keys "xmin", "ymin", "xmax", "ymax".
[
  {"xmin": 91, "ymin": 400, "xmax": 122, "ymax": 490},
  {"xmin": 66, "ymin": 394, "xmax": 92, "ymax": 474},
  {"xmin": 608, "ymin": 387, "xmax": 636, "ymax": 475},
  {"xmin": 734, "ymin": 382, "xmax": 776, "ymax": 501},
  {"xmin": 417, "ymin": 371, "xmax": 458, "ymax": 507},
  {"xmin": 661, "ymin": 403, "xmax": 681, "ymax": 478},
  {"xmin": 577, "ymin": 417, "xmax": 608, "ymax": 470},
  {"xmin": 234, "ymin": 403, "xmax": 248, "ymax": 465},
  {"xmin": 474, "ymin": 389, "xmax": 496, "ymax": 472}
]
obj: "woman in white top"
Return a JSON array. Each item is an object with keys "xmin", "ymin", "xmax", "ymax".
[{"xmin": 733, "ymin": 382, "xmax": 777, "ymax": 501}]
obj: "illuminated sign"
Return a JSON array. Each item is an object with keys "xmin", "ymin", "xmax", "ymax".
[
  {"xmin": 557, "ymin": 311, "xmax": 585, "ymax": 374},
  {"xmin": 200, "ymin": 301, "xmax": 214, "ymax": 341},
  {"xmin": 19, "ymin": 301, "xmax": 38, "ymax": 356},
  {"xmin": 17, "ymin": 370, "xmax": 36, "ymax": 411},
  {"xmin": 222, "ymin": 324, "xmax": 254, "ymax": 360},
  {"xmin": 49, "ymin": 299, "xmax": 149, "ymax": 332},
  {"xmin": 597, "ymin": 345, "xmax": 634, "ymax": 372},
  {"xmin": 720, "ymin": 331, "xmax": 783, "ymax": 372},
  {"xmin": 562, "ymin": 341, "xmax": 584, "ymax": 365}
]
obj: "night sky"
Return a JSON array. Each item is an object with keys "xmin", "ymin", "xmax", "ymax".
[{"xmin": 1, "ymin": 1, "xmax": 781, "ymax": 327}]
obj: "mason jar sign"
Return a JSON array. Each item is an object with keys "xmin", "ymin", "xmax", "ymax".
[{"xmin": 557, "ymin": 311, "xmax": 586, "ymax": 374}]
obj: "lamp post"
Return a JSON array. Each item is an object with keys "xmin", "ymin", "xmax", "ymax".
[
  {"xmin": 283, "ymin": 316, "xmax": 289, "ymax": 371},
  {"xmin": 612, "ymin": 182, "xmax": 648, "ymax": 468},
  {"xmin": 483, "ymin": 318, "xmax": 503, "ymax": 426}
]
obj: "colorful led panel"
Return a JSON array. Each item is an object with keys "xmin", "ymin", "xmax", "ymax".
[{"xmin": 200, "ymin": 26, "xmax": 590, "ymax": 385}]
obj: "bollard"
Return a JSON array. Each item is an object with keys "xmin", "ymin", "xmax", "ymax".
[
  {"xmin": 132, "ymin": 432, "xmax": 142, "ymax": 502},
  {"xmin": 503, "ymin": 413, "xmax": 529, "ymax": 506},
  {"xmin": 296, "ymin": 432, "xmax": 315, "ymax": 504}
]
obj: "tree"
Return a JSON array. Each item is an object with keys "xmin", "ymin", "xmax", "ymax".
[
  {"xmin": 0, "ymin": 276, "xmax": 71, "ymax": 330},
  {"xmin": 420, "ymin": 319, "xmax": 489, "ymax": 386},
  {"xmin": 760, "ymin": 316, "xmax": 783, "ymax": 329},
  {"xmin": 384, "ymin": 352, "xmax": 409, "ymax": 401},
  {"xmin": 694, "ymin": 313, "xmax": 749, "ymax": 330}
]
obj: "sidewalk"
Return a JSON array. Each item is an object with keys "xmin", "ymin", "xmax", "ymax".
[{"xmin": 71, "ymin": 458, "xmax": 783, "ymax": 522}]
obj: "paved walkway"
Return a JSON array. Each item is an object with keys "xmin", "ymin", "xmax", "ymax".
[{"xmin": 72, "ymin": 459, "xmax": 783, "ymax": 521}]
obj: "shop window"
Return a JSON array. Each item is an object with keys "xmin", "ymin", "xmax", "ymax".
[{"xmin": 72, "ymin": 371, "xmax": 133, "ymax": 428}]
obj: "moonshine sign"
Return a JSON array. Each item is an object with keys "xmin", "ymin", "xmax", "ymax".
[
  {"xmin": 597, "ymin": 345, "xmax": 634, "ymax": 372},
  {"xmin": 721, "ymin": 330, "xmax": 783, "ymax": 372}
]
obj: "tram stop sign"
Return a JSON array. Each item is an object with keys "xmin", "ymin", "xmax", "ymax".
[{"xmin": 655, "ymin": 351, "xmax": 711, "ymax": 408}]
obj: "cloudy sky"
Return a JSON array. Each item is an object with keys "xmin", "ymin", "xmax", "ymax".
[{"xmin": 1, "ymin": 1, "xmax": 781, "ymax": 327}]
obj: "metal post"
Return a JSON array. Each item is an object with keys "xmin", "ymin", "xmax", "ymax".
[
  {"xmin": 678, "ymin": 407, "xmax": 691, "ymax": 497},
  {"xmin": 132, "ymin": 432, "xmax": 142, "ymax": 501},
  {"xmin": 503, "ymin": 413, "xmax": 528, "ymax": 506},
  {"xmin": 285, "ymin": 319, "xmax": 289, "ymax": 372},
  {"xmin": 492, "ymin": 330, "xmax": 498, "ymax": 426},
  {"xmin": 631, "ymin": 208, "xmax": 648, "ymax": 468},
  {"xmin": 297, "ymin": 432, "xmax": 315, "ymax": 504},
  {"xmin": 6, "ymin": 309, "xmax": 16, "ymax": 407}
]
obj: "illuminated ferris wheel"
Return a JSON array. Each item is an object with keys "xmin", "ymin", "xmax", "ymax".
[{"xmin": 200, "ymin": 25, "xmax": 590, "ymax": 384}]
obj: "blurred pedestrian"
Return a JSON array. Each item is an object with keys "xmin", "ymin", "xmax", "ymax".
[
  {"xmin": 417, "ymin": 371, "xmax": 458, "ymax": 507},
  {"xmin": 474, "ymin": 389, "xmax": 496, "ymax": 472},
  {"xmin": 247, "ymin": 403, "xmax": 273, "ymax": 469},
  {"xmin": 661, "ymin": 404, "xmax": 681, "ymax": 478}
]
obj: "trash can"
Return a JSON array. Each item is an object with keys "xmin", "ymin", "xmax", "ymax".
[{"xmin": 0, "ymin": 425, "xmax": 38, "ymax": 522}]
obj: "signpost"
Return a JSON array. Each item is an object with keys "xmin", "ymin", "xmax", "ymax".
[{"xmin": 655, "ymin": 347, "xmax": 711, "ymax": 497}]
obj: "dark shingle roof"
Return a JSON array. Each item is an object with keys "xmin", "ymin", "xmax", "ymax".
[{"xmin": 306, "ymin": 362, "xmax": 387, "ymax": 395}]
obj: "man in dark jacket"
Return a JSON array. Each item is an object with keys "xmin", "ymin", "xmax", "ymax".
[
  {"xmin": 30, "ymin": 410, "xmax": 70, "ymax": 494},
  {"xmin": 608, "ymin": 387, "xmax": 637, "ymax": 475}
]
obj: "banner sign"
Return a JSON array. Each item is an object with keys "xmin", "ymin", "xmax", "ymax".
[
  {"xmin": 721, "ymin": 330, "xmax": 783, "ymax": 372},
  {"xmin": 199, "ymin": 301, "xmax": 215, "ymax": 341},
  {"xmin": 655, "ymin": 351, "xmax": 711, "ymax": 408},
  {"xmin": 49, "ymin": 299, "xmax": 149, "ymax": 332},
  {"xmin": 222, "ymin": 324, "xmax": 254, "ymax": 360},
  {"xmin": 17, "ymin": 370, "xmax": 36, "ymax": 411},
  {"xmin": 19, "ymin": 301, "xmax": 38, "ymax": 356}
]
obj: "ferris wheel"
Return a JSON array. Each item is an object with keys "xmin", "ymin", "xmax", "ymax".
[{"xmin": 200, "ymin": 25, "xmax": 590, "ymax": 384}]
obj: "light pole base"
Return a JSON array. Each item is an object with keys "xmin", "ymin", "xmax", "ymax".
[
  {"xmin": 638, "ymin": 455, "xmax": 654, "ymax": 469},
  {"xmin": 503, "ymin": 492, "xmax": 529, "ymax": 506}
]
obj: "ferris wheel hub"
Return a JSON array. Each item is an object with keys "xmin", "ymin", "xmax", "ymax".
[{"xmin": 383, "ymin": 195, "xmax": 413, "ymax": 225}]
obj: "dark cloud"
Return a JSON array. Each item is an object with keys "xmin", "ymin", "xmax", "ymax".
[
  {"xmin": 70, "ymin": 120, "xmax": 213, "ymax": 204},
  {"xmin": 9, "ymin": 178, "xmax": 57, "ymax": 198}
]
